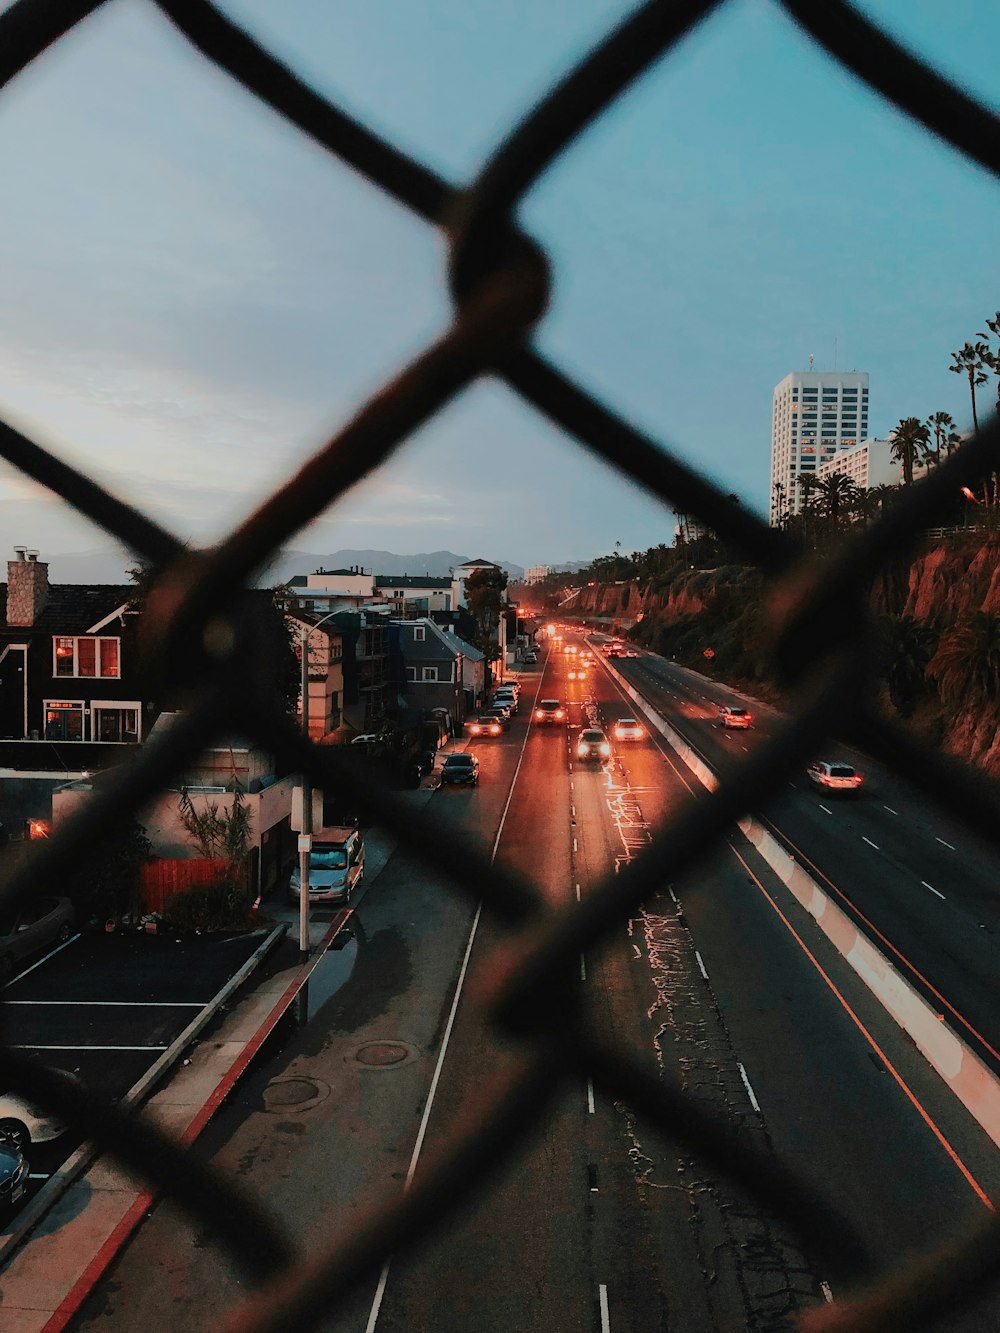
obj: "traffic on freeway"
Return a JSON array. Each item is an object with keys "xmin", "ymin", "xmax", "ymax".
[{"xmin": 70, "ymin": 628, "xmax": 1000, "ymax": 1333}]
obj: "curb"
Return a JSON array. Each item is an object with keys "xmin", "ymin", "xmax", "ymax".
[{"xmin": 599, "ymin": 648, "xmax": 1000, "ymax": 1150}]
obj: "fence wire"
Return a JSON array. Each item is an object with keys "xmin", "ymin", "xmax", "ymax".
[{"xmin": 0, "ymin": 1, "xmax": 998, "ymax": 1329}]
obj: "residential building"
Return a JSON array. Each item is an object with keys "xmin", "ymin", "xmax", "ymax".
[
  {"xmin": 523, "ymin": 566, "xmax": 550, "ymax": 584},
  {"xmin": 390, "ymin": 618, "xmax": 484, "ymax": 724},
  {"xmin": 374, "ymin": 574, "xmax": 453, "ymax": 617},
  {"xmin": 451, "ymin": 557, "xmax": 505, "ymax": 610},
  {"xmin": 286, "ymin": 611, "xmax": 345, "ymax": 742},
  {"xmin": 815, "ymin": 435, "xmax": 927, "ymax": 491},
  {"xmin": 282, "ymin": 566, "xmax": 376, "ymax": 614},
  {"xmin": 326, "ymin": 610, "xmax": 388, "ymax": 733},
  {"xmin": 770, "ymin": 370, "xmax": 869, "ymax": 522}
]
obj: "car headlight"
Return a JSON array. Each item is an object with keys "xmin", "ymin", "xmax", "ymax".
[{"xmin": 599, "ymin": 743, "xmax": 611, "ymax": 756}]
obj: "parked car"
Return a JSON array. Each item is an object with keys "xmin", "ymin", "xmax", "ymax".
[
  {"xmin": 491, "ymin": 692, "xmax": 519, "ymax": 716},
  {"xmin": 0, "ymin": 1069, "xmax": 83, "ymax": 1149},
  {"xmin": 719, "ymin": 707, "xmax": 753, "ymax": 729},
  {"xmin": 523, "ymin": 651, "xmax": 538, "ymax": 664},
  {"xmin": 0, "ymin": 897, "xmax": 75, "ymax": 981},
  {"xmin": 576, "ymin": 727, "xmax": 611, "ymax": 763},
  {"xmin": 289, "ymin": 826, "xmax": 365, "ymax": 905},
  {"xmin": 0, "ymin": 1139, "xmax": 29, "ymax": 1220},
  {"xmin": 613, "ymin": 717, "xmax": 644, "ymax": 741},
  {"xmin": 466, "ymin": 715, "xmax": 503, "ymax": 737},
  {"xmin": 807, "ymin": 761, "xmax": 864, "ymax": 794},
  {"xmin": 480, "ymin": 708, "xmax": 511, "ymax": 733},
  {"xmin": 534, "ymin": 699, "xmax": 566, "ymax": 724},
  {"xmin": 440, "ymin": 753, "xmax": 479, "ymax": 787}
]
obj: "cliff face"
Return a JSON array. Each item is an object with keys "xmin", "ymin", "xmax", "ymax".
[{"xmin": 574, "ymin": 536, "xmax": 1000, "ymax": 776}]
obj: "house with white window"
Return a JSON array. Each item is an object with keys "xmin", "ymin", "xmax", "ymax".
[
  {"xmin": 0, "ymin": 549, "xmax": 147, "ymax": 831},
  {"xmin": 390, "ymin": 618, "xmax": 484, "ymax": 724}
]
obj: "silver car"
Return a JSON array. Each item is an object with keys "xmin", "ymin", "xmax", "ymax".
[{"xmin": 0, "ymin": 896, "xmax": 75, "ymax": 981}]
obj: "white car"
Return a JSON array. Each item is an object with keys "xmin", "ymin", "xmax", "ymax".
[
  {"xmin": 0, "ymin": 1070, "xmax": 83, "ymax": 1149},
  {"xmin": 807, "ymin": 761, "xmax": 864, "ymax": 794},
  {"xmin": 613, "ymin": 718, "xmax": 644, "ymax": 741}
]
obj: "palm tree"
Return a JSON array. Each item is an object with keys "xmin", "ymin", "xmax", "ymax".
[
  {"xmin": 864, "ymin": 483, "xmax": 897, "ymax": 520},
  {"xmin": 949, "ymin": 341, "xmax": 989, "ymax": 432},
  {"xmin": 928, "ymin": 612, "xmax": 1000, "ymax": 708},
  {"xmin": 976, "ymin": 312, "xmax": 1000, "ymax": 415},
  {"xmin": 814, "ymin": 471, "xmax": 861, "ymax": 525},
  {"xmin": 889, "ymin": 417, "xmax": 931, "ymax": 486},
  {"xmin": 878, "ymin": 615, "xmax": 937, "ymax": 716},
  {"xmin": 924, "ymin": 411, "xmax": 958, "ymax": 467}
]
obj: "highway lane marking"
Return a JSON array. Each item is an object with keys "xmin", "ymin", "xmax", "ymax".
[
  {"xmin": 737, "ymin": 1062, "xmax": 761, "ymax": 1113},
  {"xmin": 862, "ymin": 836, "xmax": 879, "ymax": 850},
  {"xmin": 729, "ymin": 842, "xmax": 995, "ymax": 1212},
  {"xmin": 1, "ymin": 1000, "xmax": 204, "ymax": 1006},
  {"xmin": 821, "ymin": 1281, "xmax": 834, "ymax": 1303},
  {"xmin": 922, "ymin": 881, "xmax": 946, "ymax": 900},
  {"xmin": 883, "ymin": 805, "xmax": 899, "ymax": 815},
  {"xmin": 819, "ymin": 804, "xmax": 832, "ymax": 815},
  {"xmin": 368, "ymin": 712, "xmax": 534, "ymax": 1332},
  {"xmin": 694, "ymin": 951, "xmax": 709, "ymax": 981},
  {"xmin": 599, "ymin": 1283, "xmax": 611, "ymax": 1332},
  {"xmin": 576, "ymin": 883, "xmax": 581, "ymax": 902},
  {"xmin": 573, "ymin": 837, "xmax": 578, "ymax": 853},
  {"xmin": 587, "ymin": 1078, "xmax": 595, "ymax": 1114},
  {"xmin": 936, "ymin": 837, "xmax": 956, "ymax": 850},
  {"xmin": 667, "ymin": 886, "xmax": 679, "ymax": 905},
  {"xmin": 571, "ymin": 805, "xmax": 576, "ymax": 817},
  {"xmin": 580, "ymin": 955, "xmax": 587, "ymax": 981}
]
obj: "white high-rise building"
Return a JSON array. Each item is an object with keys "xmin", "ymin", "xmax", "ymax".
[{"xmin": 770, "ymin": 370, "xmax": 869, "ymax": 524}]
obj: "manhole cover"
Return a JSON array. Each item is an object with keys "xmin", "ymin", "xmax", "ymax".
[
  {"xmin": 354, "ymin": 1040, "xmax": 415, "ymax": 1067},
  {"xmin": 262, "ymin": 1077, "xmax": 329, "ymax": 1113}
]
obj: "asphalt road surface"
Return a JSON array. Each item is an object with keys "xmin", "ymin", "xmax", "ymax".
[{"xmin": 72, "ymin": 638, "xmax": 1000, "ymax": 1332}]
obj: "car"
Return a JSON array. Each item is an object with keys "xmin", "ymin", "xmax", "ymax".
[
  {"xmin": 534, "ymin": 699, "xmax": 566, "ymax": 724},
  {"xmin": 491, "ymin": 691, "xmax": 519, "ymax": 714},
  {"xmin": 466, "ymin": 715, "xmax": 503, "ymax": 737},
  {"xmin": 480, "ymin": 708, "xmax": 511, "ymax": 732},
  {"xmin": 567, "ymin": 666, "xmax": 588, "ymax": 681},
  {"xmin": 613, "ymin": 717, "xmax": 644, "ymax": 741},
  {"xmin": 624, "ymin": 648, "xmax": 639, "ymax": 658},
  {"xmin": 576, "ymin": 728, "xmax": 611, "ymax": 763},
  {"xmin": 523, "ymin": 651, "xmax": 538, "ymax": 664},
  {"xmin": 807, "ymin": 761, "xmax": 864, "ymax": 794},
  {"xmin": 0, "ymin": 1069, "xmax": 84, "ymax": 1149},
  {"xmin": 719, "ymin": 707, "xmax": 753, "ymax": 729},
  {"xmin": 487, "ymin": 699, "xmax": 514, "ymax": 721},
  {"xmin": 0, "ymin": 897, "xmax": 75, "ymax": 981},
  {"xmin": 440, "ymin": 753, "xmax": 479, "ymax": 786},
  {"xmin": 289, "ymin": 825, "xmax": 365, "ymax": 905},
  {"xmin": 0, "ymin": 1139, "xmax": 29, "ymax": 1220}
]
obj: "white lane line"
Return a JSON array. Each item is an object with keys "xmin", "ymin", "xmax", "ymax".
[
  {"xmin": 573, "ymin": 837, "xmax": 578, "ymax": 853},
  {"xmin": 28, "ymin": 1173, "xmax": 51, "ymax": 1180},
  {"xmin": 819, "ymin": 804, "xmax": 832, "ymax": 815},
  {"xmin": 694, "ymin": 951, "xmax": 708, "ymax": 981},
  {"xmin": 922, "ymin": 880, "xmax": 946, "ymax": 900},
  {"xmin": 569, "ymin": 780, "xmax": 574, "ymax": 792},
  {"xmin": 587, "ymin": 1078, "xmax": 595, "ymax": 1114},
  {"xmin": 580, "ymin": 955, "xmax": 587, "ymax": 981},
  {"xmin": 369, "ymin": 710, "xmax": 534, "ymax": 1333},
  {"xmin": 571, "ymin": 805, "xmax": 576, "ymax": 817},
  {"xmin": 599, "ymin": 1284, "xmax": 611, "ymax": 1333},
  {"xmin": 667, "ymin": 886, "xmax": 679, "ymax": 905},
  {"xmin": 2, "ymin": 933, "xmax": 81, "ymax": 990},
  {"xmin": 575, "ymin": 883, "xmax": 581, "ymax": 902},
  {"xmin": 883, "ymin": 805, "xmax": 899, "ymax": 815},
  {"xmin": 862, "ymin": 836, "xmax": 880, "ymax": 850},
  {"xmin": 821, "ymin": 1281, "xmax": 834, "ymax": 1303},
  {"xmin": 738, "ymin": 1062, "xmax": 761, "ymax": 1113},
  {"xmin": 936, "ymin": 837, "xmax": 956, "ymax": 851}
]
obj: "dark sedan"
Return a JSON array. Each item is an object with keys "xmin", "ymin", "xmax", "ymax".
[{"xmin": 440, "ymin": 753, "xmax": 480, "ymax": 787}]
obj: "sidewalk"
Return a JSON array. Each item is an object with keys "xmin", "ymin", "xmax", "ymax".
[{"xmin": 0, "ymin": 769, "xmax": 445, "ymax": 1332}]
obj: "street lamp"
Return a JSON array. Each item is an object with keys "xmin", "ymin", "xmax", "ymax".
[{"xmin": 297, "ymin": 610, "xmax": 340, "ymax": 959}]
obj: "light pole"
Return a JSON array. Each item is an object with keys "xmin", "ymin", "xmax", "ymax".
[{"xmin": 298, "ymin": 610, "xmax": 340, "ymax": 959}]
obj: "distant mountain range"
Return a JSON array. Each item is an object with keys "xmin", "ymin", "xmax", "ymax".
[{"xmin": 36, "ymin": 547, "xmax": 526, "ymax": 585}]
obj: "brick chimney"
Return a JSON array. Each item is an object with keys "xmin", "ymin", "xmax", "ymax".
[{"xmin": 7, "ymin": 548, "xmax": 49, "ymax": 626}]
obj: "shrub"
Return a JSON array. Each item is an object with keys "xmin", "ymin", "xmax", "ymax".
[{"xmin": 160, "ymin": 879, "xmax": 256, "ymax": 933}]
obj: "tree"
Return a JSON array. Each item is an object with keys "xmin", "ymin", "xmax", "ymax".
[
  {"xmin": 928, "ymin": 612, "xmax": 1000, "ymax": 709},
  {"xmin": 877, "ymin": 615, "xmax": 936, "ymax": 716},
  {"xmin": 924, "ymin": 411, "xmax": 959, "ymax": 467},
  {"xmin": 465, "ymin": 566, "xmax": 508, "ymax": 657},
  {"xmin": 179, "ymin": 787, "xmax": 251, "ymax": 870},
  {"xmin": 949, "ymin": 341, "xmax": 989, "ymax": 432},
  {"xmin": 976, "ymin": 312, "xmax": 1000, "ymax": 414},
  {"xmin": 813, "ymin": 472, "xmax": 861, "ymax": 525},
  {"xmin": 889, "ymin": 417, "xmax": 930, "ymax": 487}
]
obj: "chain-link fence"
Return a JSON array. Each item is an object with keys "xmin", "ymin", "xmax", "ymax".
[{"xmin": 1, "ymin": 1, "xmax": 999, "ymax": 1329}]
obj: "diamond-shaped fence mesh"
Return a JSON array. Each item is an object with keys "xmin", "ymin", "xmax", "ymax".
[{"xmin": 0, "ymin": 1, "xmax": 998, "ymax": 1329}]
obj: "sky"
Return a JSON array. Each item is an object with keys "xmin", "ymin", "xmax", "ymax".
[{"xmin": 0, "ymin": 0, "xmax": 998, "ymax": 575}]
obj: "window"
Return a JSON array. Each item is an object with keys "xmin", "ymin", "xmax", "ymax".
[
  {"xmin": 43, "ymin": 700, "xmax": 84, "ymax": 741},
  {"xmin": 422, "ymin": 667, "xmax": 438, "ymax": 682},
  {"xmin": 92, "ymin": 702, "xmax": 140, "ymax": 743},
  {"xmin": 406, "ymin": 667, "xmax": 417, "ymax": 681},
  {"xmin": 413, "ymin": 626, "xmax": 425, "ymax": 642},
  {"xmin": 53, "ymin": 637, "xmax": 120, "ymax": 678}
]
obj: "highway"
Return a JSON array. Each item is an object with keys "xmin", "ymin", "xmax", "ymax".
[{"xmin": 72, "ymin": 634, "xmax": 1000, "ymax": 1332}]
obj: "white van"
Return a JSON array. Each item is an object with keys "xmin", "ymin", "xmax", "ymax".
[{"xmin": 289, "ymin": 825, "xmax": 365, "ymax": 905}]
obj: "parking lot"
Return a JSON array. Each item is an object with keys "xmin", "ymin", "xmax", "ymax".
[{"xmin": 0, "ymin": 924, "xmax": 275, "ymax": 1207}]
